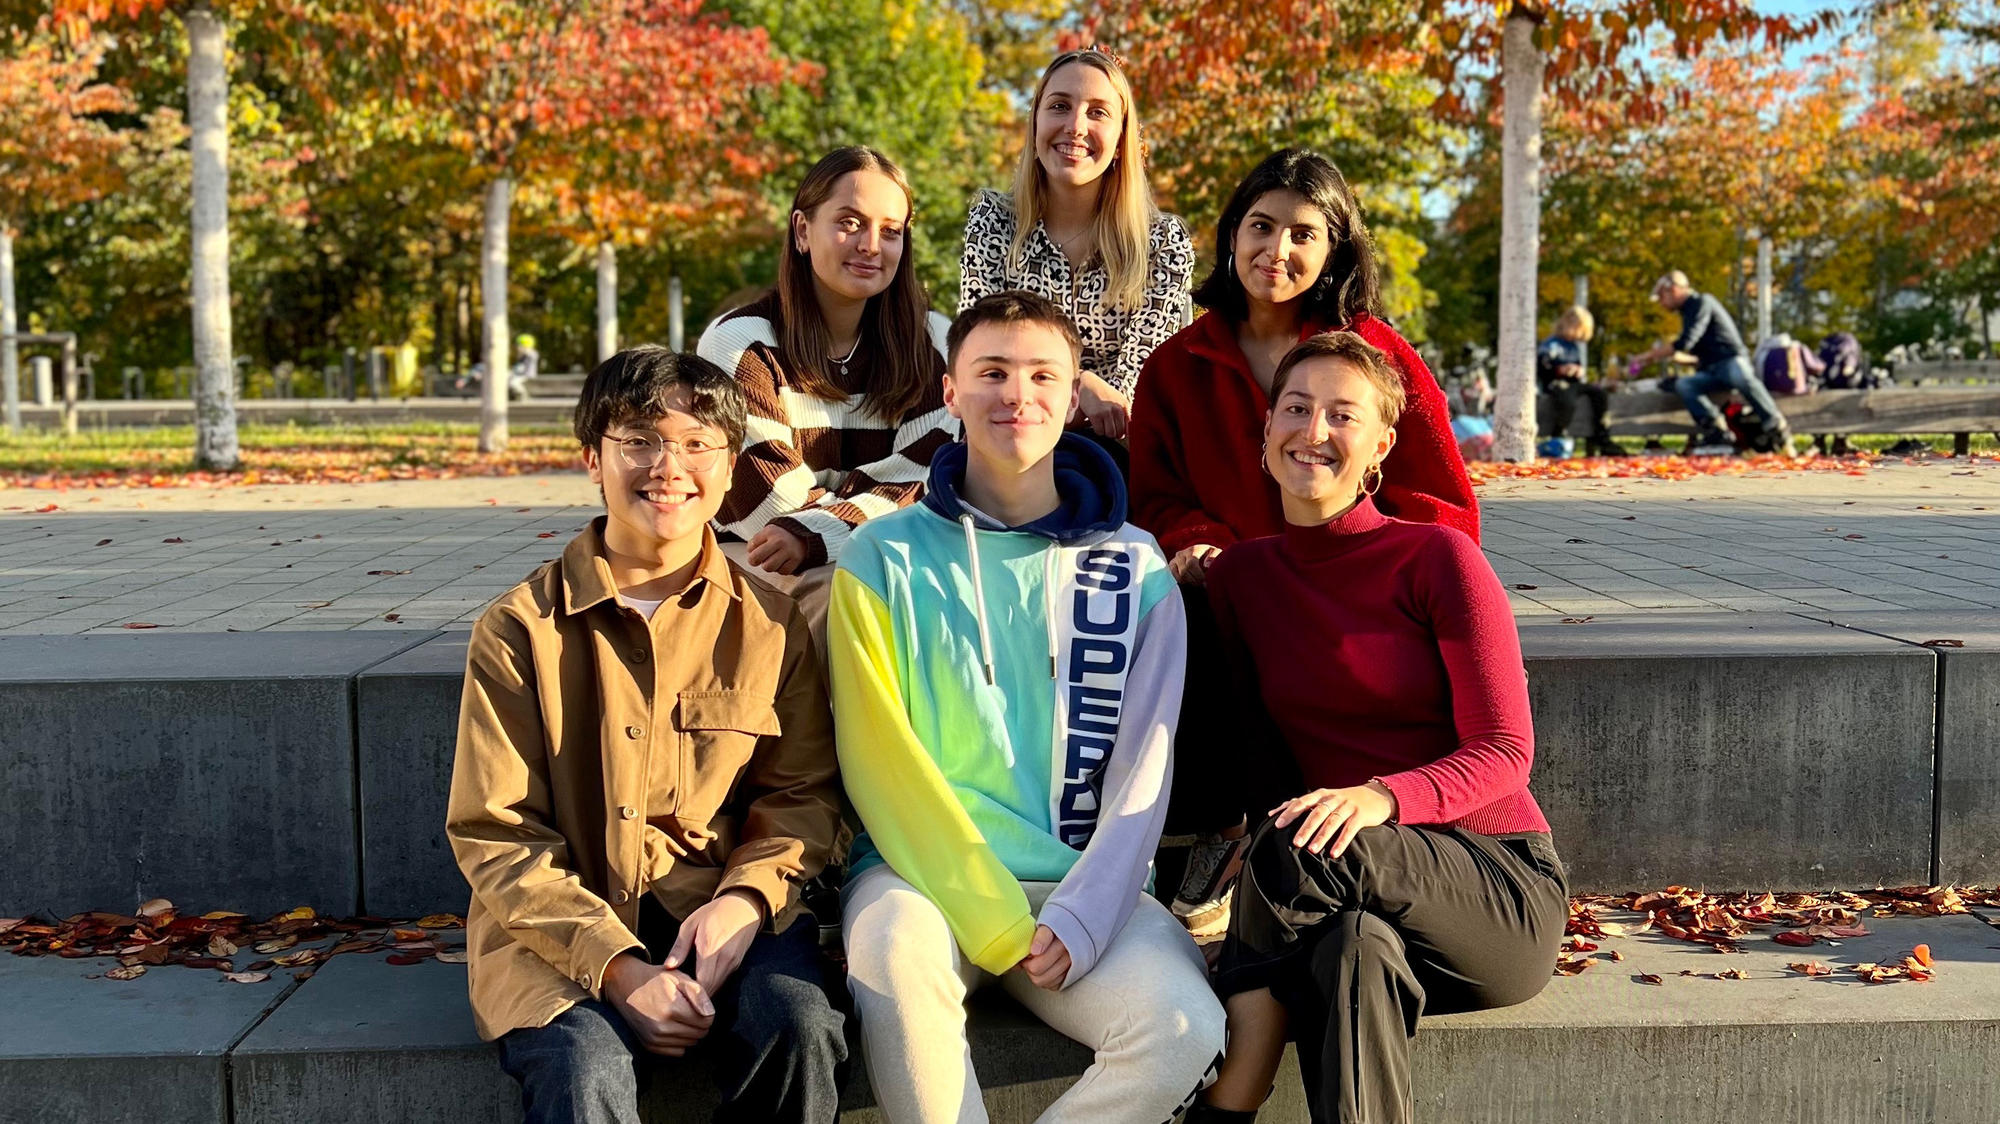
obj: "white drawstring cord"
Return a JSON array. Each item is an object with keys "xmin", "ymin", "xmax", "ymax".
[
  {"xmin": 1044, "ymin": 547, "xmax": 1060, "ymax": 679},
  {"xmin": 960, "ymin": 515, "xmax": 998, "ymax": 688}
]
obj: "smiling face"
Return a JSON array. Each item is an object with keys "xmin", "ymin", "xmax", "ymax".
[
  {"xmin": 1264, "ymin": 356, "xmax": 1397, "ymax": 524},
  {"xmin": 792, "ymin": 168, "xmax": 909, "ymax": 306},
  {"xmin": 1034, "ymin": 61, "xmax": 1124, "ymax": 193},
  {"xmin": 944, "ymin": 319, "xmax": 1080, "ymax": 474},
  {"xmin": 1233, "ymin": 188, "xmax": 1333, "ymax": 310},
  {"xmin": 583, "ymin": 390, "xmax": 737, "ymax": 561}
]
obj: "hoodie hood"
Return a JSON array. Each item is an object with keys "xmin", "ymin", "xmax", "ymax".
[{"xmin": 920, "ymin": 432, "xmax": 1127, "ymax": 545}]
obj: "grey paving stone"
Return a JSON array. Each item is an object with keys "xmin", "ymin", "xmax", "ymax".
[
  {"xmin": 0, "ymin": 631, "xmax": 436, "ymax": 915},
  {"xmin": 0, "ymin": 945, "xmax": 284, "ymax": 1124},
  {"xmin": 1800, "ymin": 611, "xmax": 2000, "ymax": 885},
  {"xmin": 354, "ymin": 633, "xmax": 470, "ymax": 916},
  {"xmin": 1519, "ymin": 613, "xmax": 1935, "ymax": 891}
]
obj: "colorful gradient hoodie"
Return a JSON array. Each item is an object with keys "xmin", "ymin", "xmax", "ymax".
[{"xmin": 829, "ymin": 434, "xmax": 1186, "ymax": 986}]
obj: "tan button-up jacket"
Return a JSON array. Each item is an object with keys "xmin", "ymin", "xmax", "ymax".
[{"xmin": 447, "ymin": 520, "xmax": 841, "ymax": 1040}]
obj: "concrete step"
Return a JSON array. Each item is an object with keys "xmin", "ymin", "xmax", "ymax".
[
  {"xmin": 7, "ymin": 913, "xmax": 1997, "ymax": 1123},
  {"xmin": 5, "ymin": 611, "xmax": 1999, "ymax": 917}
]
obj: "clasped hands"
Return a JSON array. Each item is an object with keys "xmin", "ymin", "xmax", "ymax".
[{"xmin": 602, "ymin": 888, "xmax": 763, "ymax": 1056}]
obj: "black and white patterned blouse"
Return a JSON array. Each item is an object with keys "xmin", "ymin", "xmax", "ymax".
[{"xmin": 957, "ymin": 189, "xmax": 1195, "ymax": 398}]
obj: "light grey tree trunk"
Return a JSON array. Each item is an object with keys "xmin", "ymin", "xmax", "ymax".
[
  {"xmin": 596, "ymin": 241, "xmax": 617, "ymax": 364},
  {"xmin": 2, "ymin": 227, "xmax": 18, "ymax": 434},
  {"xmin": 480, "ymin": 175, "xmax": 512, "ymax": 452},
  {"xmin": 186, "ymin": 5, "xmax": 239, "ymax": 469},
  {"xmin": 1755, "ymin": 234, "xmax": 1773, "ymax": 343},
  {"xmin": 1494, "ymin": 8, "xmax": 1544, "ymax": 463},
  {"xmin": 668, "ymin": 275, "xmax": 684, "ymax": 352},
  {"xmin": 1572, "ymin": 274, "xmax": 1588, "ymax": 311}
]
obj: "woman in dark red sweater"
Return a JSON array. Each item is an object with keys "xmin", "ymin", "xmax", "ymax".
[
  {"xmin": 1136, "ymin": 149, "xmax": 1477, "ymax": 938},
  {"xmin": 1183, "ymin": 333, "xmax": 1564, "ymax": 1124},
  {"xmin": 1129, "ymin": 148, "xmax": 1476, "ymax": 565}
]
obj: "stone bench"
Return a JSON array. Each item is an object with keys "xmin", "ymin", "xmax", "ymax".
[
  {"xmin": 6, "ymin": 612, "xmax": 1998, "ymax": 918},
  {"xmin": 1541, "ymin": 388, "xmax": 2000, "ymax": 454},
  {"xmin": 8, "ymin": 909, "xmax": 1999, "ymax": 1124}
]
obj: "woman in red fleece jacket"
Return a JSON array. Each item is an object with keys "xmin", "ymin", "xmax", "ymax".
[
  {"xmin": 1129, "ymin": 148, "xmax": 1476, "ymax": 568},
  {"xmin": 1181, "ymin": 333, "xmax": 1564, "ymax": 1124},
  {"xmin": 1138, "ymin": 149, "xmax": 1477, "ymax": 939}
]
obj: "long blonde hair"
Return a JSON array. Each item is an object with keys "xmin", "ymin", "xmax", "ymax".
[{"xmin": 1008, "ymin": 49, "xmax": 1157, "ymax": 312}]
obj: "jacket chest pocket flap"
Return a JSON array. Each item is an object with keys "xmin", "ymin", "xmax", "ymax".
[{"xmin": 676, "ymin": 690, "xmax": 781, "ymax": 815}]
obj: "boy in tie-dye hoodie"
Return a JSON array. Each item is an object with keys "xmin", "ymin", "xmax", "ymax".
[{"xmin": 829, "ymin": 291, "xmax": 1223, "ymax": 1123}]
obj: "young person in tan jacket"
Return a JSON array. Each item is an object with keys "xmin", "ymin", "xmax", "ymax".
[{"xmin": 447, "ymin": 347, "xmax": 847, "ymax": 1123}]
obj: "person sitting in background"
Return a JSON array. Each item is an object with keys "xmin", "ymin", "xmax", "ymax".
[
  {"xmin": 1537, "ymin": 306, "xmax": 1616, "ymax": 456},
  {"xmin": 1629, "ymin": 270, "xmax": 1792, "ymax": 456}
]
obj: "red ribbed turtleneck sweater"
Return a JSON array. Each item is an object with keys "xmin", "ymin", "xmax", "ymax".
[{"xmin": 1206, "ymin": 496, "xmax": 1549, "ymax": 835}]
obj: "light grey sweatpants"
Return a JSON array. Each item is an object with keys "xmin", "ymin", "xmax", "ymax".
[{"xmin": 842, "ymin": 864, "xmax": 1225, "ymax": 1124}]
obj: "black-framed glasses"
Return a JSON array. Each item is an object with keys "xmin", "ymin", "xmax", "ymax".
[{"xmin": 607, "ymin": 431, "xmax": 728, "ymax": 472}]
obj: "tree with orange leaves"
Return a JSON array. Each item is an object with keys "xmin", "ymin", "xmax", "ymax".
[
  {"xmin": 0, "ymin": 19, "xmax": 131, "ymax": 434},
  {"xmin": 1082, "ymin": 0, "xmax": 1836, "ymax": 462},
  {"xmin": 287, "ymin": 0, "xmax": 806, "ymax": 452}
]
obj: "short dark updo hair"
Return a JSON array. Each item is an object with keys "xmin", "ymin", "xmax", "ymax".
[
  {"xmin": 572, "ymin": 346, "xmax": 747, "ymax": 452},
  {"xmin": 1269, "ymin": 331, "xmax": 1406, "ymax": 429},
  {"xmin": 1192, "ymin": 148, "xmax": 1383, "ymax": 327},
  {"xmin": 945, "ymin": 290, "xmax": 1083, "ymax": 375}
]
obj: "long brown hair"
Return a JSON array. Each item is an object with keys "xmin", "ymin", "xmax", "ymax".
[
  {"xmin": 1008, "ymin": 49, "xmax": 1157, "ymax": 311},
  {"xmin": 777, "ymin": 146, "xmax": 934, "ymax": 421}
]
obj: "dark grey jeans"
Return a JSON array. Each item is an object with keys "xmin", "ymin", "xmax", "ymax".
[
  {"xmin": 496, "ymin": 902, "xmax": 848, "ymax": 1124},
  {"xmin": 1217, "ymin": 820, "xmax": 1568, "ymax": 1124}
]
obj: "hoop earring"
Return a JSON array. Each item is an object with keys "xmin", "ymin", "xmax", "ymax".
[
  {"xmin": 1362, "ymin": 463, "xmax": 1383, "ymax": 496},
  {"xmin": 1258, "ymin": 444, "xmax": 1272, "ymax": 477}
]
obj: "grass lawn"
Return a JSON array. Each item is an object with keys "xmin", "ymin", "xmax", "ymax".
[{"xmin": 0, "ymin": 422, "xmax": 583, "ymax": 486}]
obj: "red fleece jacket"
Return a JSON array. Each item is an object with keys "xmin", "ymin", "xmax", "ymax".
[
  {"xmin": 1207, "ymin": 497, "xmax": 1548, "ymax": 835},
  {"xmin": 1129, "ymin": 311, "xmax": 1479, "ymax": 554}
]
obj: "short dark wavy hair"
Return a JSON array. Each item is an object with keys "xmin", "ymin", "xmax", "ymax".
[
  {"xmin": 945, "ymin": 290, "xmax": 1083, "ymax": 375},
  {"xmin": 1191, "ymin": 148, "xmax": 1383, "ymax": 327},
  {"xmin": 572, "ymin": 346, "xmax": 747, "ymax": 452}
]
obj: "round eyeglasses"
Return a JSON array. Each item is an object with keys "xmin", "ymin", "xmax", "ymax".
[{"xmin": 608, "ymin": 432, "xmax": 728, "ymax": 473}]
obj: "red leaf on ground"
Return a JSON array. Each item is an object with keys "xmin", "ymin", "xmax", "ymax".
[
  {"xmin": 386, "ymin": 951, "xmax": 434, "ymax": 966},
  {"xmin": 383, "ymin": 613, "xmax": 402, "ymax": 622},
  {"xmin": 1921, "ymin": 639, "xmax": 1965, "ymax": 648},
  {"xmin": 1913, "ymin": 943, "xmax": 1934, "ymax": 967},
  {"xmin": 1512, "ymin": 583, "xmax": 1539, "ymax": 590},
  {"xmin": 33, "ymin": 503, "xmax": 58, "ymax": 512},
  {"xmin": 162, "ymin": 537, "xmax": 186, "ymax": 543},
  {"xmin": 366, "ymin": 569, "xmax": 412, "ymax": 576},
  {"xmin": 1637, "ymin": 973, "xmax": 1664, "ymax": 985},
  {"xmin": 536, "ymin": 531, "xmax": 558, "ymax": 538},
  {"xmin": 1771, "ymin": 930, "xmax": 1817, "ymax": 946},
  {"xmin": 1789, "ymin": 961, "xmax": 1834, "ymax": 977},
  {"xmin": 94, "ymin": 539, "xmax": 112, "ymax": 546},
  {"xmin": 121, "ymin": 622, "xmax": 161, "ymax": 629}
]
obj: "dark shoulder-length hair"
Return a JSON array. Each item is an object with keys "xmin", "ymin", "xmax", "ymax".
[
  {"xmin": 777, "ymin": 146, "xmax": 935, "ymax": 421},
  {"xmin": 1191, "ymin": 148, "xmax": 1382, "ymax": 327}
]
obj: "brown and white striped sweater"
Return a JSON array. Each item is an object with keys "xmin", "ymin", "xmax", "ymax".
[{"xmin": 696, "ymin": 292, "xmax": 957, "ymax": 569}]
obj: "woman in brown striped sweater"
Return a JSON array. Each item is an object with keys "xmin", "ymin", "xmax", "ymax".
[{"xmin": 697, "ymin": 147, "xmax": 955, "ymax": 646}]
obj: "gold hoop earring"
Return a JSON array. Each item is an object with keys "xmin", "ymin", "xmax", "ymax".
[
  {"xmin": 1362, "ymin": 463, "xmax": 1383, "ymax": 496},
  {"xmin": 1258, "ymin": 444, "xmax": 1273, "ymax": 477}
]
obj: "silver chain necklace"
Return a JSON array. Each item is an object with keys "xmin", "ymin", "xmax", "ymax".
[{"xmin": 831, "ymin": 337, "xmax": 860, "ymax": 378}]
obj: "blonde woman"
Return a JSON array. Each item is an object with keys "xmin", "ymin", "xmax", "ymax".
[
  {"xmin": 1537, "ymin": 305, "xmax": 1615, "ymax": 456},
  {"xmin": 958, "ymin": 47, "xmax": 1194, "ymax": 447}
]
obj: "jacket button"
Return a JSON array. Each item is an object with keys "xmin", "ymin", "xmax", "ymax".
[
  {"xmin": 612, "ymin": 890, "xmax": 630, "ymax": 904},
  {"xmin": 578, "ymin": 972, "xmax": 592, "ymax": 989},
  {"xmin": 625, "ymin": 725, "xmax": 643, "ymax": 739},
  {"xmin": 631, "ymin": 649, "xmax": 648, "ymax": 663},
  {"xmin": 619, "ymin": 805, "xmax": 637, "ymax": 820}
]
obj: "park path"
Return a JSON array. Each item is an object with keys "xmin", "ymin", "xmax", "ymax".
[{"xmin": 3, "ymin": 460, "xmax": 1998, "ymax": 634}]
